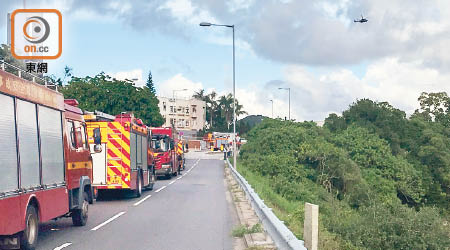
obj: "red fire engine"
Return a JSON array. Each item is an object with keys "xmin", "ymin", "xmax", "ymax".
[
  {"xmin": 150, "ymin": 127, "xmax": 181, "ymax": 179},
  {"xmin": 0, "ymin": 69, "xmax": 100, "ymax": 249}
]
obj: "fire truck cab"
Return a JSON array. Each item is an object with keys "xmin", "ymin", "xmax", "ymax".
[{"xmin": 0, "ymin": 69, "xmax": 100, "ymax": 250}]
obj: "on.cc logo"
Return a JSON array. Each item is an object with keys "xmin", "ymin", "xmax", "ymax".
[
  {"xmin": 11, "ymin": 9, "xmax": 62, "ymax": 60},
  {"xmin": 23, "ymin": 16, "xmax": 50, "ymax": 44}
]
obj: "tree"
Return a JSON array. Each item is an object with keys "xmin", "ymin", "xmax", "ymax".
[
  {"xmin": 340, "ymin": 99, "xmax": 409, "ymax": 155},
  {"xmin": 414, "ymin": 92, "xmax": 450, "ymax": 126},
  {"xmin": 207, "ymin": 91, "xmax": 218, "ymax": 128},
  {"xmin": 48, "ymin": 66, "xmax": 73, "ymax": 86},
  {"xmin": 146, "ymin": 70, "xmax": 156, "ymax": 94},
  {"xmin": 217, "ymin": 93, "xmax": 247, "ymax": 131},
  {"xmin": 324, "ymin": 113, "xmax": 346, "ymax": 132},
  {"xmin": 0, "ymin": 44, "xmax": 26, "ymax": 72},
  {"xmin": 193, "ymin": 89, "xmax": 206, "ymax": 100},
  {"xmin": 61, "ymin": 73, "xmax": 164, "ymax": 126},
  {"xmin": 193, "ymin": 89, "xmax": 247, "ymax": 131}
]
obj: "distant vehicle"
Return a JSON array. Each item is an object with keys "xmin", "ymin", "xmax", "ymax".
[
  {"xmin": 0, "ymin": 69, "xmax": 100, "ymax": 250},
  {"xmin": 151, "ymin": 127, "xmax": 180, "ymax": 178},
  {"xmin": 354, "ymin": 14, "xmax": 368, "ymax": 23}
]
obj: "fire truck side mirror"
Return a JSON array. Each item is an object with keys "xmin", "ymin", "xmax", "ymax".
[
  {"xmin": 93, "ymin": 144, "xmax": 102, "ymax": 153},
  {"xmin": 93, "ymin": 128, "xmax": 102, "ymax": 145}
]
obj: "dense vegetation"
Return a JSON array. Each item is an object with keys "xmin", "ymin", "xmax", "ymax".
[
  {"xmin": 237, "ymin": 114, "xmax": 268, "ymax": 135},
  {"xmin": 238, "ymin": 93, "xmax": 450, "ymax": 249},
  {"xmin": 61, "ymin": 73, "xmax": 164, "ymax": 126}
]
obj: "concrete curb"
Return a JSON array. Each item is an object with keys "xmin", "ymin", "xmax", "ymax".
[{"xmin": 225, "ymin": 162, "xmax": 275, "ymax": 249}]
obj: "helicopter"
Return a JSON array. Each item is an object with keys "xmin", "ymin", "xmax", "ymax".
[{"xmin": 354, "ymin": 14, "xmax": 368, "ymax": 23}]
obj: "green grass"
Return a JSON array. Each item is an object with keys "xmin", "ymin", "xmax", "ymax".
[{"xmin": 231, "ymin": 224, "xmax": 263, "ymax": 237}]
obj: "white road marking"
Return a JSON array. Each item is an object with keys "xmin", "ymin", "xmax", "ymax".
[
  {"xmin": 133, "ymin": 194, "xmax": 152, "ymax": 206},
  {"xmin": 91, "ymin": 211, "xmax": 126, "ymax": 231},
  {"xmin": 53, "ymin": 243, "xmax": 72, "ymax": 250},
  {"xmin": 169, "ymin": 180, "xmax": 175, "ymax": 185},
  {"xmin": 155, "ymin": 186, "xmax": 166, "ymax": 193},
  {"xmin": 177, "ymin": 176, "xmax": 182, "ymax": 180}
]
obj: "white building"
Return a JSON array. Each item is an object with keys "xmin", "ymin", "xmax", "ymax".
[{"xmin": 157, "ymin": 96, "xmax": 206, "ymax": 131}]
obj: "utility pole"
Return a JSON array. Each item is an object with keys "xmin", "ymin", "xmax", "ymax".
[{"xmin": 270, "ymin": 99, "xmax": 273, "ymax": 118}]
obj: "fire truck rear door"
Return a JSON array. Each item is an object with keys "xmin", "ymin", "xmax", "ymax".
[{"xmin": 91, "ymin": 143, "xmax": 107, "ymax": 185}]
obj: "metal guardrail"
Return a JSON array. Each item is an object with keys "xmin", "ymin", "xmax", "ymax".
[{"xmin": 226, "ymin": 159, "xmax": 307, "ymax": 250}]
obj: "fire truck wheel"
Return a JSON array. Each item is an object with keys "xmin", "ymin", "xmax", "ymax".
[
  {"xmin": 72, "ymin": 192, "xmax": 89, "ymax": 226},
  {"xmin": 21, "ymin": 205, "xmax": 39, "ymax": 250},
  {"xmin": 148, "ymin": 170, "xmax": 156, "ymax": 190},
  {"xmin": 173, "ymin": 165, "xmax": 178, "ymax": 176},
  {"xmin": 133, "ymin": 175, "xmax": 142, "ymax": 198},
  {"xmin": 165, "ymin": 166, "xmax": 173, "ymax": 179}
]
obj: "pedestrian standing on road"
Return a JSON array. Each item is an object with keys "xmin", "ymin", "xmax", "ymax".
[{"xmin": 224, "ymin": 144, "xmax": 228, "ymax": 160}]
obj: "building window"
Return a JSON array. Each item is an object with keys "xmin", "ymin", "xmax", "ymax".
[
  {"xmin": 163, "ymin": 102, "xmax": 166, "ymax": 111},
  {"xmin": 186, "ymin": 106, "xmax": 189, "ymax": 114},
  {"xmin": 170, "ymin": 106, "xmax": 174, "ymax": 113},
  {"xmin": 192, "ymin": 105, "xmax": 197, "ymax": 113},
  {"xmin": 186, "ymin": 120, "xmax": 190, "ymax": 127}
]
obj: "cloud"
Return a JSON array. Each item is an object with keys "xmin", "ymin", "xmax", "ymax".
[
  {"xmin": 5, "ymin": 0, "xmax": 450, "ymax": 70},
  {"xmin": 4, "ymin": 0, "xmax": 450, "ymax": 123},
  {"xmin": 108, "ymin": 69, "xmax": 145, "ymax": 87},
  {"xmin": 239, "ymin": 57, "xmax": 450, "ymax": 121},
  {"xmin": 150, "ymin": 59, "xmax": 450, "ymax": 122},
  {"xmin": 156, "ymin": 73, "xmax": 204, "ymax": 99}
]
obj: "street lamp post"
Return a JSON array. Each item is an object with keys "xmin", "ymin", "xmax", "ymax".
[
  {"xmin": 200, "ymin": 22, "xmax": 237, "ymax": 169},
  {"xmin": 269, "ymin": 99, "xmax": 274, "ymax": 118},
  {"xmin": 278, "ymin": 87, "xmax": 290, "ymax": 120}
]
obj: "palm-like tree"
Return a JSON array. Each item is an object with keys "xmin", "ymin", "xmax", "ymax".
[
  {"xmin": 193, "ymin": 89, "xmax": 217, "ymax": 128},
  {"xmin": 193, "ymin": 89, "xmax": 206, "ymax": 100},
  {"xmin": 193, "ymin": 89, "xmax": 247, "ymax": 131},
  {"xmin": 218, "ymin": 94, "xmax": 247, "ymax": 130},
  {"xmin": 207, "ymin": 91, "xmax": 217, "ymax": 127}
]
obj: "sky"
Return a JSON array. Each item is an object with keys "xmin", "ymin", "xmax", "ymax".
[{"xmin": 1, "ymin": 0, "xmax": 450, "ymax": 121}]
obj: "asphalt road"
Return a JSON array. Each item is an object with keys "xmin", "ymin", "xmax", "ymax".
[{"xmin": 35, "ymin": 151, "xmax": 237, "ymax": 250}]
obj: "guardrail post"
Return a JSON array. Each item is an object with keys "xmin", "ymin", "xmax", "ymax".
[
  {"xmin": 1, "ymin": 62, "xmax": 4, "ymax": 71},
  {"xmin": 18, "ymin": 70, "xmax": 21, "ymax": 78},
  {"xmin": 304, "ymin": 202, "xmax": 319, "ymax": 250}
]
